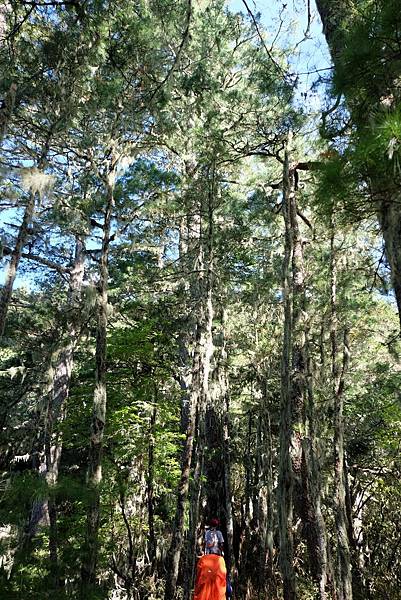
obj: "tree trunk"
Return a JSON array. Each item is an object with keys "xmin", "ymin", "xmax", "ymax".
[
  {"xmin": 279, "ymin": 140, "xmax": 329, "ymax": 598},
  {"xmin": 265, "ymin": 403, "xmax": 275, "ymax": 585},
  {"xmin": 0, "ymin": 83, "xmax": 17, "ymax": 141},
  {"xmin": 315, "ymin": 0, "xmax": 401, "ymax": 327},
  {"xmin": 0, "ymin": 137, "xmax": 51, "ymax": 337},
  {"xmin": 223, "ymin": 400, "xmax": 234, "ymax": 567},
  {"xmin": 47, "ymin": 238, "xmax": 85, "ymax": 572},
  {"xmin": 28, "ymin": 239, "xmax": 84, "ymax": 585},
  {"xmin": 164, "ymin": 175, "xmax": 214, "ymax": 599},
  {"xmin": 290, "ymin": 153, "xmax": 330, "ymax": 599},
  {"xmin": 205, "ymin": 301, "xmax": 233, "ymax": 570},
  {"xmin": 330, "ymin": 232, "xmax": 353, "ymax": 600},
  {"xmin": 378, "ymin": 201, "xmax": 401, "ymax": 326},
  {"xmin": 278, "ymin": 137, "xmax": 297, "ymax": 600},
  {"xmin": 177, "ymin": 215, "xmax": 193, "ymax": 435},
  {"xmin": 183, "ymin": 413, "xmax": 205, "ymax": 600},
  {"xmin": 344, "ymin": 460, "xmax": 365, "ymax": 600},
  {"xmin": 147, "ymin": 401, "xmax": 157, "ymax": 570},
  {"xmin": 258, "ymin": 377, "xmax": 276, "ymax": 590},
  {"xmin": 301, "ymin": 404, "xmax": 329, "ymax": 599},
  {"xmin": 314, "ymin": 0, "xmax": 348, "ymax": 59},
  {"xmin": 244, "ymin": 409, "xmax": 253, "ymax": 526},
  {"xmin": 164, "ymin": 322, "xmax": 204, "ymax": 600},
  {"xmin": 297, "ymin": 322, "xmax": 330, "ymax": 599},
  {"xmin": 81, "ymin": 176, "xmax": 114, "ymax": 587},
  {"xmin": 0, "ymin": 190, "xmax": 36, "ymax": 337}
]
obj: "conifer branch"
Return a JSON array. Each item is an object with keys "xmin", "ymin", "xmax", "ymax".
[{"xmin": 241, "ymin": 0, "xmax": 287, "ymax": 77}]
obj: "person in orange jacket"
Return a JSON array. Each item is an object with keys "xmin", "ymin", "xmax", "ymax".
[
  {"xmin": 193, "ymin": 553, "xmax": 227, "ymax": 600},
  {"xmin": 194, "ymin": 518, "xmax": 232, "ymax": 600}
]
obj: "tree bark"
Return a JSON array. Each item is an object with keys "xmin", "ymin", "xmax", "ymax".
[
  {"xmin": 0, "ymin": 190, "xmax": 36, "ymax": 337},
  {"xmin": 81, "ymin": 175, "xmax": 114, "ymax": 587},
  {"xmin": 378, "ymin": 201, "xmax": 401, "ymax": 326},
  {"xmin": 344, "ymin": 460, "xmax": 365, "ymax": 600},
  {"xmin": 0, "ymin": 83, "xmax": 17, "ymax": 141},
  {"xmin": 290, "ymin": 153, "xmax": 329, "ymax": 600},
  {"xmin": 177, "ymin": 215, "xmax": 193, "ymax": 435},
  {"xmin": 47, "ymin": 236, "xmax": 85, "ymax": 540},
  {"xmin": 330, "ymin": 232, "xmax": 353, "ymax": 600},
  {"xmin": 26, "ymin": 238, "xmax": 85, "ymax": 585},
  {"xmin": 278, "ymin": 137, "xmax": 297, "ymax": 600},
  {"xmin": 301, "ymin": 353, "xmax": 329, "ymax": 600},
  {"xmin": 183, "ymin": 413, "xmax": 205, "ymax": 600},
  {"xmin": 147, "ymin": 401, "xmax": 157, "ymax": 570},
  {"xmin": 164, "ymin": 171, "xmax": 215, "ymax": 600},
  {"xmin": 220, "ymin": 315, "xmax": 234, "ymax": 578},
  {"xmin": 223, "ymin": 394, "xmax": 234, "ymax": 574},
  {"xmin": 255, "ymin": 376, "xmax": 275, "ymax": 593},
  {"xmin": 279, "ymin": 139, "xmax": 330, "ymax": 599},
  {"xmin": 315, "ymin": 0, "xmax": 401, "ymax": 327},
  {"xmin": 264, "ymin": 398, "xmax": 275, "ymax": 585},
  {"xmin": 164, "ymin": 316, "xmax": 205, "ymax": 600},
  {"xmin": 314, "ymin": 0, "xmax": 348, "ymax": 59},
  {"xmin": 205, "ymin": 302, "xmax": 234, "ymax": 573},
  {"xmin": 244, "ymin": 409, "xmax": 253, "ymax": 526},
  {"xmin": 0, "ymin": 134, "xmax": 52, "ymax": 337}
]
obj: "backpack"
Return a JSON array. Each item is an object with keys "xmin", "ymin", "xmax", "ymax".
[{"xmin": 205, "ymin": 528, "xmax": 220, "ymax": 554}]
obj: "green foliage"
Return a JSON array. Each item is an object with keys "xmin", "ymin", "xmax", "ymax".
[
  {"xmin": 0, "ymin": 473, "xmax": 47, "ymax": 526},
  {"xmin": 319, "ymin": 0, "xmax": 401, "ymax": 223},
  {"xmin": 2, "ymin": 1, "xmax": 401, "ymax": 599},
  {"xmin": 334, "ymin": 0, "xmax": 401, "ymax": 103}
]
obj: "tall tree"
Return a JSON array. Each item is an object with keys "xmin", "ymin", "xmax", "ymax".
[
  {"xmin": 315, "ymin": 0, "xmax": 401, "ymax": 324},
  {"xmin": 278, "ymin": 136, "xmax": 297, "ymax": 600}
]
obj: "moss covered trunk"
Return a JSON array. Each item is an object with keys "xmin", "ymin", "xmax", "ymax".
[{"xmin": 81, "ymin": 177, "xmax": 114, "ymax": 588}]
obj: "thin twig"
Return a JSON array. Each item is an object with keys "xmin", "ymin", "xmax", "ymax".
[
  {"xmin": 294, "ymin": 0, "xmax": 312, "ymax": 50},
  {"xmin": 241, "ymin": 0, "xmax": 287, "ymax": 77}
]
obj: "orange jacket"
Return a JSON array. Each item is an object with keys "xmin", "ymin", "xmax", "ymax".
[{"xmin": 193, "ymin": 554, "xmax": 227, "ymax": 600}]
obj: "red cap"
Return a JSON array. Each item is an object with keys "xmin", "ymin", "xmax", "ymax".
[{"xmin": 210, "ymin": 518, "xmax": 220, "ymax": 526}]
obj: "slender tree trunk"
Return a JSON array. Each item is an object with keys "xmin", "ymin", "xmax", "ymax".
[
  {"xmin": 0, "ymin": 190, "xmax": 36, "ymax": 337},
  {"xmin": 344, "ymin": 461, "xmax": 365, "ymax": 600},
  {"xmin": 330, "ymin": 232, "xmax": 353, "ymax": 600},
  {"xmin": 178, "ymin": 215, "xmax": 192, "ymax": 434},
  {"xmin": 26, "ymin": 239, "xmax": 85, "ymax": 559},
  {"xmin": 0, "ymin": 140, "xmax": 51, "ymax": 337},
  {"xmin": 26, "ymin": 363, "xmax": 55, "ymax": 540},
  {"xmin": 257, "ymin": 377, "xmax": 275, "ymax": 589},
  {"xmin": 81, "ymin": 175, "xmax": 114, "ymax": 588},
  {"xmin": 244, "ymin": 409, "xmax": 253, "ymax": 525},
  {"xmin": 165, "ymin": 203, "xmax": 200, "ymax": 600},
  {"xmin": 222, "ymin": 383, "xmax": 234, "ymax": 578},
  {"xmin": 279, "ymin": 140, "xmax": 329, "ymax": 598},
  {"xmin": 183, "ymin": 413, "xmax": 205, "ymax": 600},
  {"xmin": 147, "ymin": 401, "xmax": 157, "ymax": 570},
  {"xmin": 278, "ymin": 138, "xmax": 297, "ymax": 600},
  {"xmin": 165, "ymin": 167, "xmax": 215, "ymax": 600},
  {"xmin": 165, "ymin": 235, "xmax": 210, "ymax": 599},
  {"xmin": 46, "ymin": 240, "xmax": 85, "ymax": 587},
  {"xmin": 378, "ymin": 202, "xmax": 401, "ymax": 327},
  {"xmin": 207, "ymin": 303, "xmax": 234, "ymax": 574},
  {"xmin": 288, "ymin": 163, "xmax": 324, "ymax": 590},
  {"xmin": 164, "ymin": 321, "xmax": 204, "ymax": 600},
  {"xmin": 265, "ymin": 403, "xmax": 275, "ymax": 584},
  {"xmin": 0, "ymin": 82, "xmax": 17, "ymax": 141},
  {"xmin": 302, "ymin": 345, "xmax": 329, "ymax": 599}
]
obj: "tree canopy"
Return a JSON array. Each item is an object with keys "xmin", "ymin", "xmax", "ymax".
[{"xmin": 1, "ymin": 1, "xmax": 400, "ymax": 599}]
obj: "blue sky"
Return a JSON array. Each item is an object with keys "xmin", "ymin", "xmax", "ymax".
[{"xmin": 228, "ymin": 0, "xmax": 331, "ymax": 111}]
